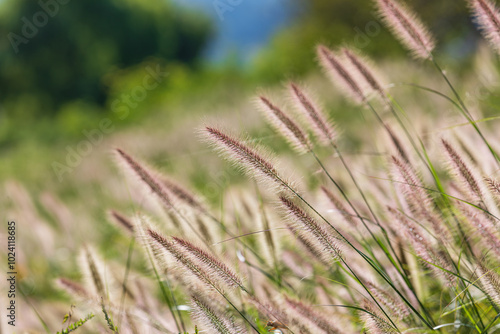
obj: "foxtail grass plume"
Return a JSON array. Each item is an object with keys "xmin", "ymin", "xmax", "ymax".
[
  {"xmin": 391, "ymin": 155, "xmax": 451, "ymax": 243},
  {"xmin": 172, "ymin": 236, "xmax": 245, "ymax": 291},
  {"xmin": 360, "ymin": 300, "xmax": 399, "ymax": 334},
  {"xmin": 386, "ymin": 125, "xmax": 410, "ymax": 163},
  {"xmin": 256, "ymin": 95, "xmax": 311, "ymax": 153},
  {"xmin": 284, "ymin": 297, "xmax": 343, "ymax": 333},
  {"xmin": 442, "ymin": 139, "xmax": 483, "ymax": 201},
  {"xmin": 195, "ymin": 216, "xmax": 214, "ymax": 244},
  {"xmin": 366, "ymin": 282, "xmax": 411, "ymax": 322},
  {"xmin": 477, "ymin": 261, "xmax": 500, "ymax": 308},
  {"xmin": 317, "ymin": 45, "xmax": 365, "ymax": 103},
  {"xmin": 162, "ymin": 177, "xmax": 208, "ymax": 214},
  {"xmin": 147, "ymin": 228, "xmax": 215, "ymax": 288},
  {"xmin": 289, "ymin": 83, "xmax": 336, "ymax": 145},
  {"xmin": 202, "ymin": 126, "xmax": 292, "ymax": 191},
  {"xmin": 79, "ymin": 246, "xmax": 107, "ymax": 297},
  {"xmin": 115, "ymin": 148, "xmax": 173, "ymax": 210},
  {"xmin": 391, "ymin": 155, "xmax": 431, "ymax": 216},
  {"xmin": 388, "ymin": 207, "xmax": 454, "ymax": 285},
  {"xmin": 469, "ymin": 0, "xmax": 500, "ymax": 55},
  {"xmin": 134, "ymin": 215, "xmax": 167, "ymax": 272},
  {"xmin": 286, "ymin": 222, "xmax": 331, "ymax": 266},
  {"xmin": 57, "ymin": 278, "xmax": 91, "ymax": 300},
  {"xmin": 375, "ymin": 0, "xmax": 436, "ymax": 59},
  {"xmin": 191, "ymin": 295, "xmax": 244, "ymax": 334},
  {"xmin": 341, "ymin": 48, "xmax": 386, "ymax": 100},
  {"xmin": 148, "ymin": 228, "xmax": 243, "ymax": 293},
  {"xmin": 458, "ymin": 202, "xmax": 500, "ymax": 257},
  {"xmin": 486, "ymin": 177, "xmax": 500, "ymax": 201},
  {"xmin": 280, "ymin": 195, "xmax": 343, "ymax": 263},
  {"xmin": 109, "ymin": 210, "xmax": 135, "ymax": 236}
]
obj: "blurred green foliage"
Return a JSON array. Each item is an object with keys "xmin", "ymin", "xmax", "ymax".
[
  {"xmin": 0, "ymin": 0, "xmax": 212, "ymax": 118},
  {"xmin": 0, "ymin": 0, "xmax": 491, "ymax": 178},
  {"xmin": 252, "ymin": 0, "xmax": 480, "ymax": 82}
]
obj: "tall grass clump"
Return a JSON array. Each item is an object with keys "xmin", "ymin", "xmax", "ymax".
[{"xmin": 11, "ymin": 1, "xmax": 500, "ymax": 333}]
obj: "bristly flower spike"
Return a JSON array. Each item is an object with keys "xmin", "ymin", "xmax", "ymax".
[
  {"xmin": 317, "ymin": 45, "xmax": 366, "ymax": 103},
  {"xmin": 256, "ymin": 95, "xmax": 311, "ymax": 154},
  {"xmin": 280, "ymin": 195, "xmax": 343, "ymax": 263},
  {"xmin": 469, "ymin": 0, "xmax": 500, "ymax": 56},
  {"xmin": 202, "ymin": 126, "xmax": 293, "ymax": 192},
  {"xmin": 191, "ymin": 295, "xmax": 244, "ymax": 334},
  {"xmin": 289, "ymin": 82, "xmax": 336, "ymax": 145},
  {"xmin": 115, "ymin": 148, "xmax": 174, "ymax": 210},
  {"xmin": 375, "ymin": 0, "xmax": 436, "ymax": 59},
  {"xmin": 341, "ymin": 48, "xmax": 386, "ymax": 100}
]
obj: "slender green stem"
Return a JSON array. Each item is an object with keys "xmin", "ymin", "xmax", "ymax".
[
  {"xmin": 19, "ymin": 286, "xmax": 51, "ymax": 334},
  {"xmin": 310, "ymin": 148, "xmax": 435, "ymax": 327},
  {"xmin": 430, "ymin": 58, "xmax": 500, "ymax": 164},
  {"xmin": 296, "ymin": 192, "xmax": 431, "ymax": 328},
  {"xmin": 117, "ymin": 238, "xmax": 135, "ymax": 329},
  {"xmin": 143, "ymin": 225, "xmax": 183, "ymax": 333},
  {"xmin": 272, "ymin": 168, "xmax": 430, "ymax": 329}
]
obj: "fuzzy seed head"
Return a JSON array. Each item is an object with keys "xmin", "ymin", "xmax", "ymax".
[
  {"xmin": 361, "ymin": 300, "xmax": 399, "ymax": 334},
  {"xmin": 162, "ymin": 178, "xmax": 207, "ymax": 214},
  {"xmin": 202, "ymin": 126, "xmax": 292, "ymax": 192},
  {"xmin": 284, "ymin": 297, "xmax": 342, "ymax": 333},
  {"xmin": 280, "ymin": 195, "xmax": 343, "ymax": 262},
  {"xmin": 366, "ymin": 282, "xmax": 411, "ymax": 321},
  {"xmin": 375, "ymin": 0, "xmax": 436, "ymax": 59},
  {"xmin": 486, "ymin": 177, "xmax": 500, "ymax": 200},
  {"xmin": 388, "ymin": 207, "xmax": 454, "ymax": 285},
  {"xmin": 289, "ymin": 83, "xmax": 336, "ymax": 145},
  {"xmin": 191, "ymin": 295, "xmax": 244, "ymax": 334},
  {"xmin": 172, "ymin": 236, "xmax": 245, "ymax": 290},
  {"xmin": 442, "ymin": 139, "xmax": 483, "ymax": 201},
  {"xmin": 79, "ymin": 246, "xmax": 107, "ymax": 297},
  {"xmin": 469, "ymin": 0, "xmax": 500, "ymax": 55},
  {"xmin": 477, "ymin": 261, "xmax": 500, "ymax": 308},
  {"xmin": 341, "ymin": 48, "xmax": 386, "ymax": 100},
  {"xmin": 317, "ymin": 45, "xmax": 365, "ymax": 103},
  {"xmin": 256, "ymin": 95, "xmax": 311, "ymax": 153},
  {"xmin": 115, "ymin": 148, "xmax": 173, "ymax": 210},
  {"xmin": 57, "ymin": 278, "xmax": 90, "ymax": 300},
  {"xmin": 147, "ymin": 229, "xmax": 217, "ymax": 289},
  {"xmin": 109, "ymin": 210, "xmax": 135, "ymax": 235}
]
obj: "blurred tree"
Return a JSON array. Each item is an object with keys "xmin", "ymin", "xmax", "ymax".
[
  {"xmin": 0, "ymin": 0, "xmax": 212, "ymax": 117},
  {"xmin": 252, "ymin": 0, "xmax": 480, "ymax": 81}
]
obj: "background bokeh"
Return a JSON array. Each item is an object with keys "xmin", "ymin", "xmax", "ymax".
[
  {"xmin": 0, "ymin": 0, "xmax": 487, "ymax": 139},
  {"xmin": 0, "ymin": 0, "xmax": 489, "ymax": 182},
  {"xmin": 1, "ymin": 0, "xmax": 500, "ymax": 331}
]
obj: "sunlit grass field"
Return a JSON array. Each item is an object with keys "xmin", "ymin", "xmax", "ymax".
[{"xmin": 4, "ymin": 0, "xmax": 500, "ymax": 333}]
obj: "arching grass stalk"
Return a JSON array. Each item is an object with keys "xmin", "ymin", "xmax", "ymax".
[
  {"xmin": 313, "ymin": 48, "xmax": 437, "ymax": 320},
  {"xmin": 288, "ymin": 83, "xmax": 433, "ymax": 320},
  {"xmin": 148, "ymin": 230, "xmax": 275, "ymax": 334},
  {"xmin": 203, "ymin": 126, "xmax": 434, "ymax": 329},
  {"xmin": 116, "ymin": 148, "xmax": 284, "ymax": 288},
  {"xmin": 429, "ymin": 57, "xmax": 500, "ymax": 164},
  {"xmin": 309, "ymin": 148, "xmax": 436, "ymax": 326},
  {"xmin": 366, "ymin": 88, "xmax": 492, "ymax": 326},
  {"xmin": 140, "ymin": 221, "xmax": 184, "ymax": 333},
  {"xmin": 117, "ymin": 237, "xmax": 135, "ymax": 329},
  {"xmin": 255, "ymin": 184, "xmax": 283, "ymax": 288}
]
